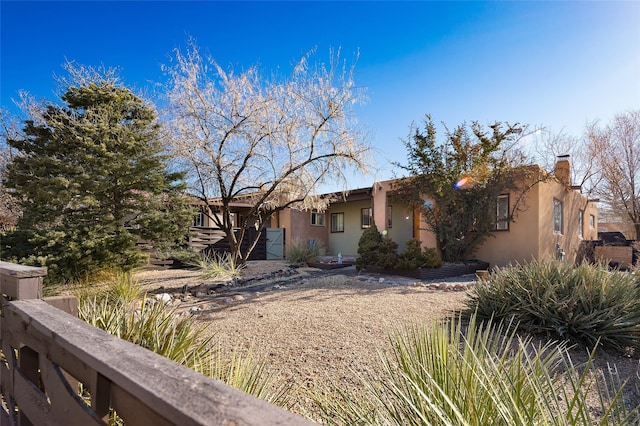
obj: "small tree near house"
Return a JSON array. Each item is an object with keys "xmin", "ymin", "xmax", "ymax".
[
  {"xmin": 163, "ymin": 41, "xmax": 373, "ymax": 263},
  {"xmin": 394, "ymin": 115, "xmax": 545, "ymax": 263}
]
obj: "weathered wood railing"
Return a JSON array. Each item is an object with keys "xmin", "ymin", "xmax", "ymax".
[{"xmin": 0, "ymin": 261, "xmax": 312, "ymax": 425}]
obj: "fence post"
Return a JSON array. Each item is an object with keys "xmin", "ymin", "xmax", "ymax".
[
  {"xmin": 0, "ymin": 261, "xmax": 78, "ymax": 315},
  {"xmin": 0, "ymin": 261, "xmax": 46, "ymax": 301}
]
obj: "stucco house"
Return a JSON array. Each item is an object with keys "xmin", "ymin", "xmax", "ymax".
[
  {"xmin": 267, "ymin": 156, "xmax": 598, "ymax": 268},
  {"xmin": 189, "ymin": 156, "xmax": 597, "ymax": 268}
]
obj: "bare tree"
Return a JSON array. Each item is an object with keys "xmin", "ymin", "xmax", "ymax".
[
  {"xmin": 531, "ymin": 128, "xmax": 601, "ymax": 196},
  {"xmin": 588, "ymin": 110, "xmax": 640, "ymax": 238},
  {"xmin": 162, "ymin": 43, "xmax": 372, "ymax": 262}
]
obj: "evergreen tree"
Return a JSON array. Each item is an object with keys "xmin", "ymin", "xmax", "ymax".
[{"xmin": 3, "ymin": 72, "xmax": 193, "ymax": 282}]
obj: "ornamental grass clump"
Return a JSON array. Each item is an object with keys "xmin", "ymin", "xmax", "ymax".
[
  {"xmin": 314, "ymin": 314, "xmax": 639, "ymax": 425},
  {"xmin": 465, "ymin": 260, "xmax": 640, "ymax": 352},
  {"xmin": 77, "ymin": 273, "xmax": 288, "ymax": 406},
  {"xmin": 191, "ymin": 250, "xmax": 246, "ymax": 280},
  {"xmin": 286, "ymin": 238, "xmax": 326, "ymax": 265}
]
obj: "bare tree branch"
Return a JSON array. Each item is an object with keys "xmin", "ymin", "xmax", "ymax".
[{"xmin": 161, "ymin": 42, "xmax": 373, "ymax": 262}]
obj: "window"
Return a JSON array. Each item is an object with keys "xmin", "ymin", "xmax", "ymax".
[
  {"xmin": 553, "ymin": 198, "xmax": 563, "ymax": 234},
  {"xmin": 590, "ymin": 214, "xmax": 595, "ymax": 229},
  {"xmin": 331, "ymin": 213, "xmax": 344, "ymax": 233},
  {"xmin": 361, "ymin": 207, "xmax": 372, "ymax": 229},
  {"xmin": 311, "ymin": 211, "xmax": 324, "ymax": 226},
  {"xmin": 193, "ymin": 211, "xmax": 205, "ymax": 227},
  {"xmin": 495, "ymin": 195, "xmax": 509, "ymax": 230},
  {"xmin": 387, "ymin": 205, "xmax": 393, "ymax": 228},
  {"xmin": 578, "ymin": 210, "xmax": 584, "ymax": 238}
]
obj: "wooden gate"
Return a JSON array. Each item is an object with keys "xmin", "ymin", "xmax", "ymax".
[{"xmin": 266, "ymin": 228, "xmax": 285, "ymax": 260}]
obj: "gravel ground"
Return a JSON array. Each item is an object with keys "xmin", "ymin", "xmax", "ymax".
[{"xmin": 135, "ymin": 261, "xmax": 640, "ymax": 422}]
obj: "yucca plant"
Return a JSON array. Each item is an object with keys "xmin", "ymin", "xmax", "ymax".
[
  {"xmin": 314, "ymin": 314, "xmax": 639, "ymax": 425},
  {"xmin": 191, "ymin": 250, "xmax": 246, "ymax": 281},
  {"xmin": 77, "ymin": 273, "xmax": 289, "ymax": 406},
  {"xmin": 465, "ymin": 260, "xmax": 640, "ymax": 352},
  {"xmin": 79, "ymin": 293, "xmax": 215, "ymax": 370},
  {"xmin": 286, "ymin": 238, "xmax": 325, "ymax": 265},
  {"xmin": 204, "ymin": 344, "xmax": 292, "ymax": 407}
]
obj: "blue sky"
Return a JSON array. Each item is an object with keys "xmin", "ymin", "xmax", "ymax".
[{"xmin": 1, "ymin": 1, "xmax": 639, "ymax": 190}]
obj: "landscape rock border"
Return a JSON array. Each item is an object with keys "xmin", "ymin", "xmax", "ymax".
[{"xmin": 148, "ymin": 264, "xmax": 478, "ymax": 316}]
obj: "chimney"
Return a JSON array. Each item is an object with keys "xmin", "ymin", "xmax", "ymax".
[{"xmin": 554, "ymin": 155, "xmax": 571, "ymax": 186}]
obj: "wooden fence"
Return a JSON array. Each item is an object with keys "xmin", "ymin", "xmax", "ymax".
[{"xmin": 0, "ymin": 261, "xmax": 312, "ymax": 425}]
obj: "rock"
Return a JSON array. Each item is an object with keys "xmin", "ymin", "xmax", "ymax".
[
  {"xmin": 378, "ymin": 277, "xmax": 385, "ymax": 283},
  {"xmin": 190, "ymin": 283, "xmax": 209, "ymax": 296},
  {"xmin": 232, "ymin": 294, "xmax": 245, "ymax": 301},
  {"xmin": 209, "ymin": 284, "xmax": 226, "ymax": 294},
  {"xmin": 156, "ymin": 293, "xmax": 172, "ymax": 304}
]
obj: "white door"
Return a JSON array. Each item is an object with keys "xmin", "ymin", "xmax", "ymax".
[{"xmin": 266, "ymin": 228, "xmax": 285, "ymax": 260}]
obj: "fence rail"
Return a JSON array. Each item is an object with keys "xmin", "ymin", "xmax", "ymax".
[{"xmin": 0, "ymin": 261, "xmax": 312, "ymax": 425}]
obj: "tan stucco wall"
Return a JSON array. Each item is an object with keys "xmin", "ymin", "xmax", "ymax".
[
  {"xmin": 386, "ymin": 203, "xmax": 415, "ymax": 252},
  {"xmin": 474, "ymin": 185, "xmax": 542, "ymax": 267},
  {"xmin": 327, "ymin": 200, "xmax": 372, "ymax": 256},
  {"xmin": 474, "ymin": 180, "xmax": 598, "ymax": 268},
  {"xmin": 372, "ymin": 180, "xmax": 417, "ymax": 252},
  {"xmin": 278, "ymin": 209, "xmax": 329, "ymax": 257},
  {"xmin": 416, "ymin": 197, "xmax": 438, "ymax": 251},
  {"xmin": 535, "ymin": 181, "xmax": 598, "ymax": 263}
]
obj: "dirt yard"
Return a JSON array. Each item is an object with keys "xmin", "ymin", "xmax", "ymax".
[{"xmin": 134, "ymin": 261, "xmax": 640, "ymax": 422}]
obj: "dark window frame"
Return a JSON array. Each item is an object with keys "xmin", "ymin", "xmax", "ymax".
[
  {"xmin": 495, "ymin": 194, "xmax": 509, "ymax": 231},
  {"xmin": 331, "ymin": 212, "xmax": 344, "ymax": 233},
  {"xmin": 553, "ymin": 198, "xmax": 563, "ymax": 234},
  {"xmin": 193, "ymin": 210, "xmax": 206, "ymax": 227},
  {"xmin": 361, "ymin": 207, "xmax": 372, "ymax": 229},
  {"xmin": 311, "ymin": 211, "xmax": 325, "ymax": 226},
  {"xmin": 578, "ymin": 209, "xmax": 584, "ymax": 238}
]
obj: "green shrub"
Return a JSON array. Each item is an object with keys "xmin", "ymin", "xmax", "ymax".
[
  {"xmin": 396, "ymin": 238, "xmax": 443, "ymax": 269},
  {"xmin": 358, "ymin": 232, "xmax": 442, "ymax": 271},
  {"xmin": 286, "ymin": 238, "xmax": 325, "ymax": 265},
  {"xmin": 314, "ymin": 314, "xmax": 639, "ymax": 425},
  {"xmin": 422, "ymin": 246, "xmax": 443, "ymax": 268},
  {"xmin": 355, "ymin": 224, "xmax": 399, "ymax": 271},
  {"xmin": 465, "ymin": 260, "xmax": 640, "ymax": 352},
  {"xmin": 355, "ymin": 224, "xmax": 384, "ymax": 271},
  {"xmin": 376, "ymin": 237, "xmax": 399, "ymax": 269}
]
